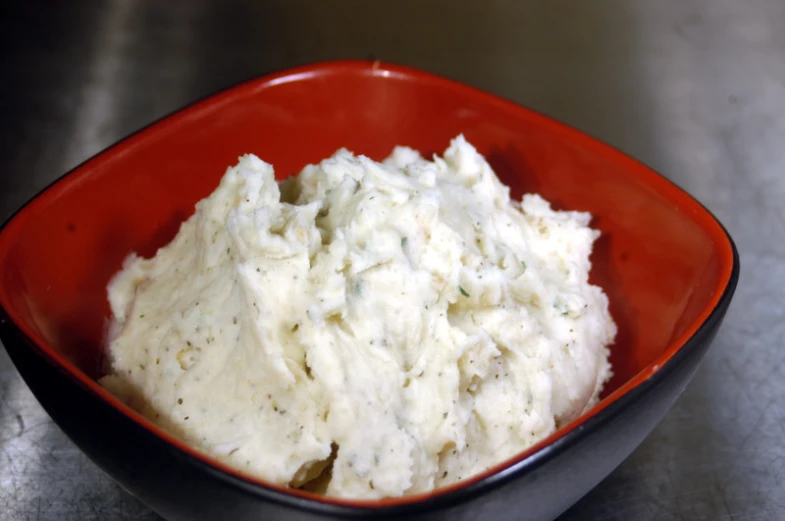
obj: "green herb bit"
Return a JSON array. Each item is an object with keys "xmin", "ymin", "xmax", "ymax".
[
  {"xmin": 553, "ymin": 300, "xmax": 569, "ymax": 316},
  {"xmin": 520, "ymin": 260, "xmax": 527, "ymax": 272},
  {"xmin": 401, "ymin": 236, "xmax": 408, "ymax": 247},
  {"xmin": 459, "ymin": 286, "xmax": 470, "ymax": 297}
]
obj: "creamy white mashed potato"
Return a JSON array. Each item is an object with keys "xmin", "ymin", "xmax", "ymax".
[{"xmin": 101, "ymin": 135, "xmax": 615, "ymax": 499}]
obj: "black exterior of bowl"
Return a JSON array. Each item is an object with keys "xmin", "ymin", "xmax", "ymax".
[{"xmin": 0, "ymin": 247, "xmax": 738, "ymax": 521}]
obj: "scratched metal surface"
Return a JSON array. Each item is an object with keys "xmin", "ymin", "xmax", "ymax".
[{"xmin": 0, "ymin": 1, "xmax": 782, "ymax": 520}]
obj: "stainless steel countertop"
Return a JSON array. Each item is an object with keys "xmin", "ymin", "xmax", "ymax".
[{"xmin": 1, "ymin": 1, "xmax": 782, "ymax": 519}]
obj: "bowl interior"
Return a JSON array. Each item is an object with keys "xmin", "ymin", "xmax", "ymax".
[{"xmin": 0, "ymin": 61, "xmax": 733, "ymax": 490}]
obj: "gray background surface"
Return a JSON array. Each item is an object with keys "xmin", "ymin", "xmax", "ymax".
[{"xmin": 0, "ymin": 1, "xmax": 782, "ymax": 519}]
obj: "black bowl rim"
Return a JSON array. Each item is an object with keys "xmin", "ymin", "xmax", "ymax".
[{"xmin": 0, "ymin": 59, "xmax": 741, "ymax": 516}]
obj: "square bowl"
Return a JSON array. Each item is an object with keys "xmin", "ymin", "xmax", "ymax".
[{"xmin": 0, "ymin": 60, "xmax": 738, "ymax": 521}]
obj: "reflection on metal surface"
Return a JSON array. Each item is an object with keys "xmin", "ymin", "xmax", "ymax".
[
  {"xmin": 59, "ymin": 1, "xmax": 134, "ymax": 169},
  {"xmin": 1, "ymin": 0, "xmax": 784, "ymax": 520}
]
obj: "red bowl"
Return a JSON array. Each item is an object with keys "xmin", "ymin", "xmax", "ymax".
[{"xmin": 0, "ymin": 60, "xmax": 738, "ymax": 521}]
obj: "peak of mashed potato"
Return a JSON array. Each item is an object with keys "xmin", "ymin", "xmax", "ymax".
[{"xmin": 100, "ymin": 135, "xmax": 616, "ymax": 499}]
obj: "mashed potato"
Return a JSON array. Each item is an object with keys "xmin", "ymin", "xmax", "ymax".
[{"xmin": 100, "ymin": 135, "xmax": 615, "ymax": 499}]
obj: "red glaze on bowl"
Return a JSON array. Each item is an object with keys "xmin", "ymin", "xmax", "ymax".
[{"xmin": 0, "ymin": 60, "xmax": 738, "ymax": 521}]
